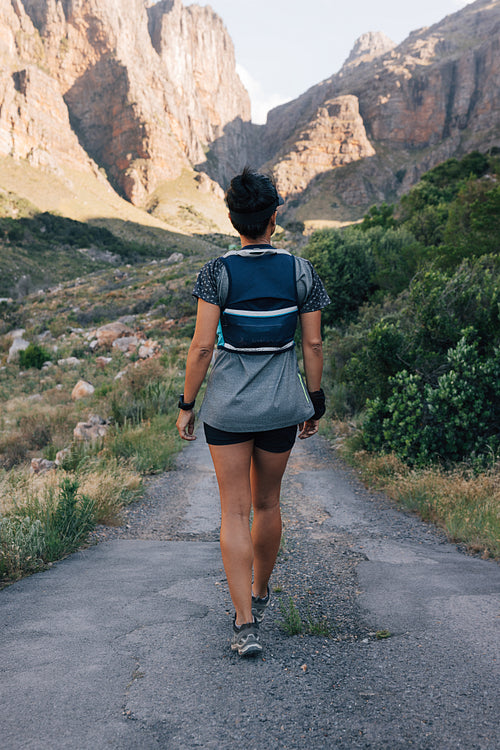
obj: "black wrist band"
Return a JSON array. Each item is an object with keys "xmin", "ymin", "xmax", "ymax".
[
  {"xmin": 178, "ymin": 394, "xmax": 195, "ymax": 411},
  {"xmin": 308, "ymin": 388, "xmax": 326, "ymax": 420}
]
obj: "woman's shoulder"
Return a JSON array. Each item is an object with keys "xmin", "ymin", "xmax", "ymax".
[{"xmin": 193, "ymin": 256, "xmax": 228, "ymax": 304}]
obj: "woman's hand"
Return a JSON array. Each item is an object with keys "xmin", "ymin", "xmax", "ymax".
[
  {"xmin": 298, "ymin": 419, "xmax": 319, "ymax": 439},
  {"xmin": 176, "ymin": 409, "xmax": 196, "ymax": 441}
]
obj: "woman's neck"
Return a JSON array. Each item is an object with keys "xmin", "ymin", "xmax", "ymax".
[{"xmin": 240, "ymin": 232, "xmax": 273, "ymax": 247}]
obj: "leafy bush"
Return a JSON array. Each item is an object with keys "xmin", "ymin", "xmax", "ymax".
[
  {"xmin": 329, "ymin": 255, "xmax": 500, "ymax": 417},
  {"xmin": 303, "ymin": 227, "xmax": 375, "ymax": 325},
  {"xmin": 18, "ymin": 343, "xmax": 51, "ymax": 369},
  {"xmin": 364, "ymin": 336, "xmax": 500, "ymax": 466}
]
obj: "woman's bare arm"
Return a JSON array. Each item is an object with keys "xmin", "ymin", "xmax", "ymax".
[
  {"xmin": 298, "ymin": 310, "xmax": 323, "ymax": 438},
  {"xmin": 176, "ymin": 299, "xmax": 220, "ymax": 440}
]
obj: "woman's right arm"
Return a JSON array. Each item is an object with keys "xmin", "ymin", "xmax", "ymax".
[{"xmin": 176, "ymin": 298, "xmax": 220, "ymax": 441}]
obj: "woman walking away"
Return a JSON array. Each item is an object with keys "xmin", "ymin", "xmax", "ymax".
[{"xmin": 176, "ymin": 167, "xmax": 330, "ymax": 656}]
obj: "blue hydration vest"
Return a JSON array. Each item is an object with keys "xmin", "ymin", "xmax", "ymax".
[{"xmin": 217, "ymin": 251, "xmax": 299, "ymax": 354}]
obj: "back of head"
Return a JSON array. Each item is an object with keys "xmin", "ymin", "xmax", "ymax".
[{"xmin": 225, "ymin": 167, "xmax": 281, "ymax": 239}]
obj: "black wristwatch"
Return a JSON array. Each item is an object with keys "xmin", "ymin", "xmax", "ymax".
[{"xmin": 178, "ymin": 394, "xmax": 196, "ymax": 411}]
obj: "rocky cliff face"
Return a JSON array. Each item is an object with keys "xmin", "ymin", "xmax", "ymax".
[
  {"xmin": 1, "ymin": 0, "xmax": 499, "ymax": 223},
  {"xmin": 0, "ymin": 0, "xmax": 250, "ymax": 204},
  {"xmin": 270, "ymin": 95, "xmax": 376, "ymax": 198},
  {"xmin": 262, "ymin": 0, "xmax": 500, "ymax": 219}
]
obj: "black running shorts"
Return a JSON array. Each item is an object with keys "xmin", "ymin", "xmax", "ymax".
[{"xmin": 203, "ymin": 423, "xmax": 297, "ymax": 453}]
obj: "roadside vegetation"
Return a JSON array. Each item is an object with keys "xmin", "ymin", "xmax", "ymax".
[
  {"xmin": 305, "ymin": 150, "xmax": 500, "ymax": 558},
  {"xmin": 0, "ymin": 251, "xmax": 212, "ymax": 586}
]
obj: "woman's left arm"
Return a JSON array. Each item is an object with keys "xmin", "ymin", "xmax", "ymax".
[
  {"xmin": 176, "ymin": 299, "xmax": 220, "ymax": 440},
  {"xmin": 298, "ymin": 310, "xmax": 324, "ymax": 439}
]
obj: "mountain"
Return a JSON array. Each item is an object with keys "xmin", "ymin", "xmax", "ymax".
[
  {"xmin": 0, "ymin": 0, "xmax": 499, "ymax": 232},
  {"xmin": 0, "ymin": 0, "xmax": 249, "ymax": 216},
  {"xmin": 259, "ymin": 0, "xmax": 500, "ymax": 224}
]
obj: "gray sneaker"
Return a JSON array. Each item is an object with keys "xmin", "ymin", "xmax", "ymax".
[
  {"xmin": 231, "ymin": 618, "xmax": 262, "ymax": 656},
  {"xmin": 251, "ymin": 586, "xmax": 270, "ymax": 624}
]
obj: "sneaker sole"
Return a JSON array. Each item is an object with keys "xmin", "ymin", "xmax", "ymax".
[{"xmin": 231, "ymin": 637, "xmax": 262, "ymax": 656}]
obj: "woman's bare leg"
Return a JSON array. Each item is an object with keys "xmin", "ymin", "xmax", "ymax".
[
  {"xmin": 250, "ymin": 447, "xmax": 292, "ymax": 598},
  {"xmin": 208, "ymin": 441, "xmax": 255, "ymax": 626}
]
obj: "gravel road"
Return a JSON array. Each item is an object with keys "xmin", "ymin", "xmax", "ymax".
[{"xmin": 1, "ymin": 435, "xmax": 499, "ymax": 749}]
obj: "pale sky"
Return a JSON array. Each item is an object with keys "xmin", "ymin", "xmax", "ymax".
[{"xmin": 195, "ymin": 0, "xmax": 475, "ymax": 123}]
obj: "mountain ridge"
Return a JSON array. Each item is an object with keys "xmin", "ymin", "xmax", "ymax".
[
  {"xmin": 0, "ymin": 0, "xmax": 499, "ymax": 230},
  {"xmin": 258, "ymin": 0, "xmax": 500, "ymax": 223}
]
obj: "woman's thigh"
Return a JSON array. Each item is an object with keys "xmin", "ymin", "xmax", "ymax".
[
  {"xmin": 208, "ymin": 440, "xmax": 255, "ymax": 516},
  {"xmin": 250, "ymin": 446, "xmax": 292, "ymax": 511}
]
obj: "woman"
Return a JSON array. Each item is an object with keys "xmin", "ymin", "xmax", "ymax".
[{"xmin": 176, "ymin": 167, "xmax": 330, "ymax": 656}]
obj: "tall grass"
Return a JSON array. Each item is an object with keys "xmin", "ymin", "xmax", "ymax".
[
  {"xmin": 0, "ymin": 475, "xmax": 95, "ymax": 583},
  {"xmin": 109, "ymin": 414, "xmax": 178, "ymax": 474},
  {"xmin": 333, "ymin": 423, "xmax": 500, "ymax": 558},
  {"xmin": 0, "ymin": 458, "xmax": 142, "ymax": 583}
]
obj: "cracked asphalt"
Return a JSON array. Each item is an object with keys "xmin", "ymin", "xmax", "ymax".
[{"xmin": 1, "ymin": 435, "xmax": 499, "ymax": 749}]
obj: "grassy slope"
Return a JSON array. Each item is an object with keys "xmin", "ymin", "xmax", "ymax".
[{"xmin": 0, "ymin": 157, "xmax": 234, "ymax": 297}]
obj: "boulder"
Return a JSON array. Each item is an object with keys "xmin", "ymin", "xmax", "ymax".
[
  {"xmin": 96, "ymin": 322, "xmax": 134, "ymax": 348},
  {"xmin": 73, "ymin": 415, "xmax": 109, "ymax": 442},
  {"xmin": 167, "ymin": 252, "xmax": 184, "ymax": 264},
  {"xmin": 71, "ymin": 380, "xmax": 95, "ymax": 400},
  {"xmin": 138, "ymin": 340, "xmax": 159, "ymax": 359},
  {"xmin": 112, "ymin": 335, "xmax": 140, "ymax": 354}
]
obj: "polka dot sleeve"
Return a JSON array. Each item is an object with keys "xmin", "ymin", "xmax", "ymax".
[
  {"xmin": 192, "ymin": 258, "xmax": 225, "ymax": 305},
  {"xmin": 296, "ymin": 258, "xmax": 331, "ymax": 313}
]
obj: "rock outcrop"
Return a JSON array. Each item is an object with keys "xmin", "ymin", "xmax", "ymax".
[
  {"xmin": 341, "ymin": 31, "xmax": 396, "ymax": 69},
  {"xmin": 262, "ymin": 0, "xmax": 500, "ymax": 218},
  {"xmin": 0, "ymin": 0, "xmax": 250, "ymax": 203},
  {"xmin": 269, "ymin": 95, "xmax": 376, "ymax": 198}
]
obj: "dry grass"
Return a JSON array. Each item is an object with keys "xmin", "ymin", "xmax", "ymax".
[
  {"xmin": 0, "ymin": 459, "xmax": 141, "ymax": 527},
  {"xmin": 328, "ymin": 421, "xmax": 500, "ymax": 559},
  {"xmin": 78, "ymin": 459, "xmax": 142, "ymax": 525}
]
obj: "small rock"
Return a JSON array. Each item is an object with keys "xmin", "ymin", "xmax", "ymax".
[
  {"xmin": 72, "ymin": 380, "xmax": 95, "ymax": 400},
  {"xmin": 57, "ymin": 357, "xmax": 81, "ymax": 366},
  {"xmin": 167, "ymin": 252, "xmax": 184, "ymax": 263},
  {"xmin": 30, "ymin": 458, "xmax": 55, "ymax": 474},
  {"xmin": 55, "ymin": 448, "xmax": 71, "ymax": 466}
]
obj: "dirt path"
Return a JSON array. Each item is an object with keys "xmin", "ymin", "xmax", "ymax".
[{"xmin": 1, "ymin": 435, "xmax": 499, "ymax": 749}]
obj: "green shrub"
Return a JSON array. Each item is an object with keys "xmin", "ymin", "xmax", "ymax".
[
  {"xmin": 303, "ymin": 227, "xmax": 375, "ymax": 326},
  {"xmin": 111, "ymin": 380, "xmax": 175, "ymax": 426},
  {"xmin": 109, "ymin": 414, "xmax": 177, "ymax": 473},
  {"xmin": 364, "ymin": 336, "xmax": 500, "ymax": 466},
  {"xmin": 40, "ymin": 478, "xmax": 95, "ymax": 561},
  {"xmin": 18, "ymin": 343, "xmax": 51, "ymax": 369}
]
